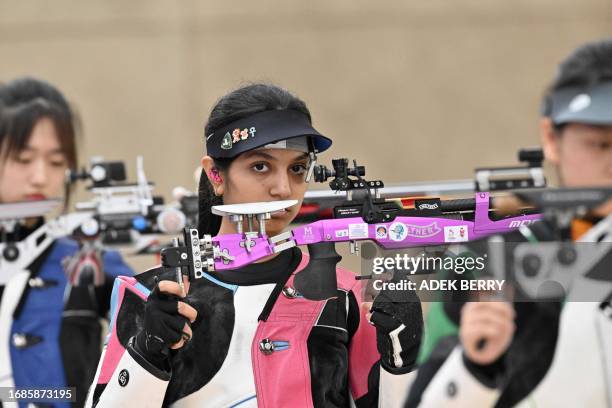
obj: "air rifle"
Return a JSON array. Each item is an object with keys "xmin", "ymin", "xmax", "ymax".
[
  {"xmin": 161, "ymin": 151, "xmax": 544, "ymax": 300},
  {"xmin": 296, "ymin": 148, "xmax": 544, "ymax": 222},
  {"xmin": 0, "ymin": 156, "xmax": 197, "ymax": 284}
]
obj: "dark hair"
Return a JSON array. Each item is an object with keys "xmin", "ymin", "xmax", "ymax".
[
  {"xmin": 198, "ymin": 83, "xmax": 311, "ymax": 235},
  {"xmin": 542, "ymin": 37, "xmax": 612, "ymax": 131},
  {"xmin": 0, "ymin": 77, "xmax": 79, "ymax": 205}
]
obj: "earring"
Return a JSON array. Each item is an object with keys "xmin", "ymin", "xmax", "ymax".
[{"xmin": 210, "ymin": 168, "xmax": 223, "ymax": 183}]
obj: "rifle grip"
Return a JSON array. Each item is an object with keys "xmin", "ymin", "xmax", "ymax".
[{"xmin": 294, "ymin": 242, "xmax": 342, "ymax": 300}]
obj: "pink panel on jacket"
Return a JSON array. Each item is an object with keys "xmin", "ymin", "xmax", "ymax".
[
  {"xmin": 252, "ymin": 253, "xmax": 380, "ymax": 406},
  {"xmin": 98, "ymin": 276, "xmax": 148, "ymax": 384},
  {"xmin": 251, "ymin": 254, "xmax": 321, "ymax": 407}
]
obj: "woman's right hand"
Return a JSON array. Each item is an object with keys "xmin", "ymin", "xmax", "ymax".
[
  {"xmin": 460, "ymin": 302, "xmax": 515, "ymax": 365},
  {"xmin": 136, "ymin": 280, "xmax": 198, "ymax": 363}
]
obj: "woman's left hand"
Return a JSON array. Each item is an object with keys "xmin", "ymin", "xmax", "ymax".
[{"xmin": 369, "ymin": 277, "xmax": 423, "ymax": 373}]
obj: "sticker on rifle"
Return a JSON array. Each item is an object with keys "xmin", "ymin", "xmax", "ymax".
[
  {"xmin": 348, "ymin": 223, "xmax": 369, "ymax": 239},
  {"xmin": 509, "ymin": 219, "xmax": 538, "ymax": 228},
  {"xmin": 399, "ymin": 222, "xmax": 441, "ymax": 239},
  {"xmin": 375, "ymin": 225, "xmax": 388, "ymax": 239},
  {"xmin": 389, "ymin": 222, "xmax": 408, "ymax": 242},
  {"xmin": 418, "ymin": 203, "xmax": 438, "ymax": 210},
  {"xmin": 303, "ymin": 227, "xmax": 314, "ymax": 241},
  {"xmin": 335, "ymin": 229, "xmax": 349, "ymax": 238},
  {"xmin": 444, "ymin": 225, "xmax": 469, "ymax": 243}
]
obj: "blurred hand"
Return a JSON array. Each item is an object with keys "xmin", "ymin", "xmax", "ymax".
[{"xmin": 460, "ymin": 302, "xmax": 515, "ymax": 365}]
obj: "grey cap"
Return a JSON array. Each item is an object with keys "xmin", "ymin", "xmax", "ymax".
[{"xmin": 548, "ymin": 81, "xmax": 612, "ymax": 126}]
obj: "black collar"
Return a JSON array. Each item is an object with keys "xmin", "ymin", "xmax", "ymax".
[{"xmin": 208, "ymin": 246, "xmax": 302, "ymax": 286}]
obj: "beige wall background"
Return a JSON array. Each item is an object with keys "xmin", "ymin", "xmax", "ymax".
[{"xmin": 1, "ymin": 0, "xmax": 611, "ymax": 271}]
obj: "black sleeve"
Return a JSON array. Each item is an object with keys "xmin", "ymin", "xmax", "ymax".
[
  {"xmin": 348, "ymin": 289, "xmax": 380, "ymax": 408},
  {"xmin": 347, "ymin": 289, "xmax": 361, "ymax": 340}
]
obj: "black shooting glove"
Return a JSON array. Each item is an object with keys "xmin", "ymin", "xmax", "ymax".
[
  {"xmin": 133, "ymin": 283, "xmax": 192, "ymax": 369},
  {"xmin": 370, "ymin": 276, "xmax": 423, "ymax": 374}
]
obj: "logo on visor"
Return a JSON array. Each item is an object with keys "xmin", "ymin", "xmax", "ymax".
[
  {"xmin": 568, "ymin": 93, "xmax": 591, "ymax": 113},
  {"xmin": 221, "ymin": 133, "xmax": 233, "ymax": 150},
  {"xmin": 222, "ymin": 127, "xmax": 257, "ymax": 150}
]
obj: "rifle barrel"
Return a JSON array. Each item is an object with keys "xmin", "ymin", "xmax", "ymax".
[
  {"xmin": 439, "ymin": 198, "xmax": 477, "ymax": 212},
  {"xmin": 304, "ymin": 179, "xmax": 475, "ymax": 204}
]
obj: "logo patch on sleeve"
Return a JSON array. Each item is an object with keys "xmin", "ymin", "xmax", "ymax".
[{"xmin": 118, "ymin": 369, "xmax": 130, "ymax": 387}]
